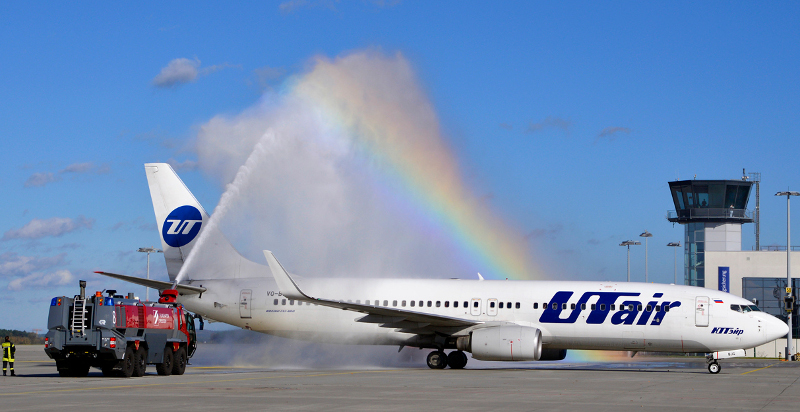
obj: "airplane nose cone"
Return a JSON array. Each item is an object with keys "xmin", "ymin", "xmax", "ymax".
[{"xmin": 766, "ymin": 316, "xmax": 790, "ymax": 341}]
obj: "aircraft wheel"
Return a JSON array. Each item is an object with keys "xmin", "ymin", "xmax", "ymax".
[
  {"xmin": 447, "ymin": 351, "xmax": 468, "ymax": 369},
  {"xmin": 426, "ymin": 351, "xmax": 448, "ymax": 369},
  {"xmin": 708, "ymin": 361, "xmax": 721, "ymax": 374}
]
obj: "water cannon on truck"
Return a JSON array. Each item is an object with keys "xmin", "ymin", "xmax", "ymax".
[{"xmin": 44, "ymin": 280, "xmax": 197, "ymax": 378}]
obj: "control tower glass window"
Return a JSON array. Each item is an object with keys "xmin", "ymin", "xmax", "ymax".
[
  {"xmin": 709, "ymin": 184, "xmax": 725, "ymax": 208},
  {"xmin": 685, "ymin": 222, "xmax": 705, "ymax": 287},
  {"xmin": 695, "ymin": 185, "xmax": 709, "ymax": 208}
]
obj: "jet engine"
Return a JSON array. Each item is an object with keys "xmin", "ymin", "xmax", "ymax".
[{"xmin": 456, "ymin": 325, "xmax": 542, "ymax": 361}]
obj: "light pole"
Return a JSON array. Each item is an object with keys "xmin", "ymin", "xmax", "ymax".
[
  {"xmin": 776, "ymin": 191, "xmax": 799, "ymax": 361},
  {"xmin": 620, "ymin": 240, "xmax": 641, "ymax": 282},
  {"xmin": 667, "ymin": 242, "xmax": 681, "ymax": 285},
  {"xmin": 137, "ymin": 247, "xmax": 163, "ymax": 301},
  {"xmin": 640, "ymin": 231, "xmax": 653, "ymax": 283}
]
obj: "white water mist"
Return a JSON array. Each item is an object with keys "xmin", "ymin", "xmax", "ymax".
[{"xmin": 176, "ymin": 130, "xmax": 276, "ymax": 284}]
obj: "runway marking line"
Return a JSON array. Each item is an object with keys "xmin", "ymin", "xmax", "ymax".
[
  {"xmin": 740, "ymin": 364, "xmax": 775, "ymax": 375},
  {"xmin": 0, "ymin": 370, "xmax": 398, "ymax": 396}
]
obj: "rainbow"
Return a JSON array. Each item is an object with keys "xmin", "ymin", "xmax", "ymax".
[
  {"xmin": 565, "ymin": 350, "xmax": 632, "ymax": 363},
  {"xmin": 287, "ymin": 52, "xmax": 543, "ymax": 281}
]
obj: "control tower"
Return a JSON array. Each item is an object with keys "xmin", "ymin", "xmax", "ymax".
[{"xmin": 667, "ymin": 179, "xmax": 753, "ymax": 287}]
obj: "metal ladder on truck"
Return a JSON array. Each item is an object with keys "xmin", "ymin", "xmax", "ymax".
[{"xmin": 71, "ymin": 297, "xmax": 88, "ymax": 338}]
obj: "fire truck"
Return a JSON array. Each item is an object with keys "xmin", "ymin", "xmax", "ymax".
[{"xmin": 45, "ymin": 280, "xmax": 197, "ymax": 378}]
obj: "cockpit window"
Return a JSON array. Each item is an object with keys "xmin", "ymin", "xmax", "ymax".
[
  {"xmin": 748, "ymin": 305, "xmax": 760, "ymax": 312},
  {"xmin": 730, "ymin": 304, "xmax": 742, "ymax": 312}
]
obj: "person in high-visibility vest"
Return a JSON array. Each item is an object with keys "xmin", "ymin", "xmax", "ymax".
[{"xmin": 2, "ymin": 336, "xmax": 15, "ymax": 376}]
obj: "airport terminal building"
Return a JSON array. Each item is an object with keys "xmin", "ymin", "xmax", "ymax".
[{"xmin": 668, "ymin": 178, "xmax": 799, "ymax": 358}]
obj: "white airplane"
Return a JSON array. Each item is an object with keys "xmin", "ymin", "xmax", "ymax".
[{"xmin": 99, "ymin": 163, "xmax": 789, "ymax": 373}]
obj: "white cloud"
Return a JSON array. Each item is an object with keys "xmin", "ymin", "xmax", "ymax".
[
  {"xmin": 152, "ymin": 58, "xmax": 200, "ymax": 88},
  {"xmin": 24, "ymin": 172, "xmax": 60, "ymax": 187},
  {"xmin": 2, "ymin": 216, "xmax": 94, "ymax": 241},
  {"xmin": 23, "ymin": 162, "xmax": 111, "ymax": 188},
  {"xmin": 167, "ymin": 158, "xmax": 199, "ymax": 171},
  {"xmin": 251, "ymin": 66, "xmax": 286, "ymax": 91},
  {"xmin": 0, "ymin": 252, "xmax": 66, "ymax": 277},
  {"xmin": 596, "ymin": 126, "xmax": 632, "ymax": 142},
  {"xmin": 200, "ymin": 63, "xmax": 239, "ymax": 76},
  {"xmin": 8, "ymin": 269, "xmax": 74, "ymax": 290},
  {"xmin": 152, "ymin": 58, "xmax": 239, "ymax": 89},
  {"xmin": 279, "ymin": 0, "xmax": 339, "ymax": 14},
  {"xmin": 279, "ymin": 0, "xmax": 309, "ymax": 13},
  {"xmin": 60, "ymin": 162, "xmax": 93, "ymax": 173},
  {"xmin": 525, "ymin": 116, "xmax": 572, "ymax": 134}
]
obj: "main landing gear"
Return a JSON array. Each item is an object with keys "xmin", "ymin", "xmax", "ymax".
[
  {"xmin": 426, "ymin": 350, "xmax": 468, "ymax": 369},
  {"xmin": 707, "ymin": 360, "xmax": 721, "ymax": 374}
]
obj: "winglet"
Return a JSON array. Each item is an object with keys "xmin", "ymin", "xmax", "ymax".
[
  {"xmin": 263, "ymin": 250, "xmax": 309, "ymax": 301},
  {"xmin": 477, "ymin": 272, "xmax": 485, "ymax": 281}
]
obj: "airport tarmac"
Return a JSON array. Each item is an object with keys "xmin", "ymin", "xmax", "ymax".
[{"xmin": 2, "ymin": 345, "xmax": 799, "ymax": 411}]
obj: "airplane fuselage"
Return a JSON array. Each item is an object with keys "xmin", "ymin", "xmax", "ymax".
[{"xmin": 178, "ymin": 277, "xmax": 783, "ymax": 353}]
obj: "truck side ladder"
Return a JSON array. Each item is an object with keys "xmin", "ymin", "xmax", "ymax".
[{"xmin": 71, "ymin": 297, "xmax": 88, "ymax": 337}]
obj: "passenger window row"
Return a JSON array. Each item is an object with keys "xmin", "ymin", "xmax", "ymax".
[
  {"xmin": 531, "ymin": 302, "xmax": 671, "ymax": 312},
  {"xmin": 273, "ymin": 299, "xmax": 319, "ymax": 306},
  {"xmin": 271, "ymin": 298, "xmax": 522, "ymax": 310}
]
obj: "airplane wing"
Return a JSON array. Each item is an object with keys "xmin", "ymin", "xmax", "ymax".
[
  {"xmin": 263, "ymin": 251, "xmax": 478, "ymax": 330},
  {"xmin": 95, "ymin": 271, "xmax": 207, "ymax": 295}
]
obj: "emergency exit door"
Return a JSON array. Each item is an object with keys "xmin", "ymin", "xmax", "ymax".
[
  {"xmin": 695, "ymin": 296, "xmax": 709, "ymax": 327},
  {"xmin": 239, "ymin": 289, "xmax": 252, "ymax": 319},
  {"xmin": 487, "ymin": 298, "xmax": 499, "ymax": 316},
  {"xmin": 470, "ymin": 298, "xmax": 482, "ymax": 316}
]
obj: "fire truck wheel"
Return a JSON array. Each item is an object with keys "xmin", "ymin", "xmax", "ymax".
[
  {"xmin": 172, "ymin": 347, "xmax": 187, "ymax": 375},
  {"xmin": 56, "ymin": 359, "xmax": 70, "ymax": 377},
  {"xmin": 156, "ymin": 347, "xmax": 174, "ymax": 376},
  {"xmin": 71, "ymin": 361, "xmax": 90, "ymax": 377},
  {"xmin": 101, "ymin": 364, "xmax": 117, "ymax": 377},
  {"xmin": 133, "ymin": 348, "xmax": 147, "ymax": 377},
  {"xmin": 121, "ymin": 347, "xmax": 136, "ymax": 378}
]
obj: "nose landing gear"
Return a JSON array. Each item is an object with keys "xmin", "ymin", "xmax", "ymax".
[{"xmin": 707, "ymin": 360, "xmax": 721, "ymax": 374}]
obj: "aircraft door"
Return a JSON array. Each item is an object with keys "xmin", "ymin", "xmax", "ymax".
[
  {"xmin": 695, "ymin": 296, "xmax": 709, "ymax": 327},
  {"xmin": 487, "ymin": 298, "xmax": 498, "ymax": 316},
  {"xmin": 470, "ymin": 298, "xmax": 481, "ymax": 316},
  {"xmin": 239, "ymin": 289, "xmax": 252, "ymax": 319}
]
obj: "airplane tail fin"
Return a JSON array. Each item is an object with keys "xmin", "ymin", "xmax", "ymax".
[{"xmin": 144, "ymin": 163, "xmax": 265, "ymax": 281}]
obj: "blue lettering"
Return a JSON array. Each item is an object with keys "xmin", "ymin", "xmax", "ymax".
[
  {"xmin": 636, "ymin": 301, "xmax": 659, "ymax": 325},
  {"xmin": 611, "ymin": 301, "xmax": 641, "ymax": 325},
  {"xmin": 538, "ymin": 291, "xmax": 679, "ymax": 326},
  {"xmin": 650, "ymin": 301, "xmax": 681, "ymax": 325},
  {"xmin": 585, "ymin": 292, "xmax": 640, "ymax": 324},
  {"xmin": 538, "ymin": 291, "xmax": 577, "ymax": 323},
  {"xmin": 540, "ymin": 291, "xmax": 640, "ymax": 324}
]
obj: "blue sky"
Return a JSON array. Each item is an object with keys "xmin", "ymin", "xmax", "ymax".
[{"xmin": 2, "ymin": 1, "xmax": 799, "ymax": 331}]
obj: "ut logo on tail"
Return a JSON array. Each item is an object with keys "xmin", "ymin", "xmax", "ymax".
[{"xmin": 162, "ymin": 205, "xmax": 203, "ymax": 247}]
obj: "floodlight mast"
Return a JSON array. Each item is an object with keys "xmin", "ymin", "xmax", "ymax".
[
  {"xmin": 137, "ymin": 247, "xmax": 163, "ymax": 301},
  {"xmin": 775, "ymin": 191, "xmax": 799, "ymax": 361},
  {"xmin": 619, "ymin": 240, "xmax": 641, "ymax": 282},
  {"xmin": 640, "ymin": 231, "xmax": 653, "ymax": 283},
  {"xmin": 667, "ymin": 242, "xmax": 681, "ymax": 284}
]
